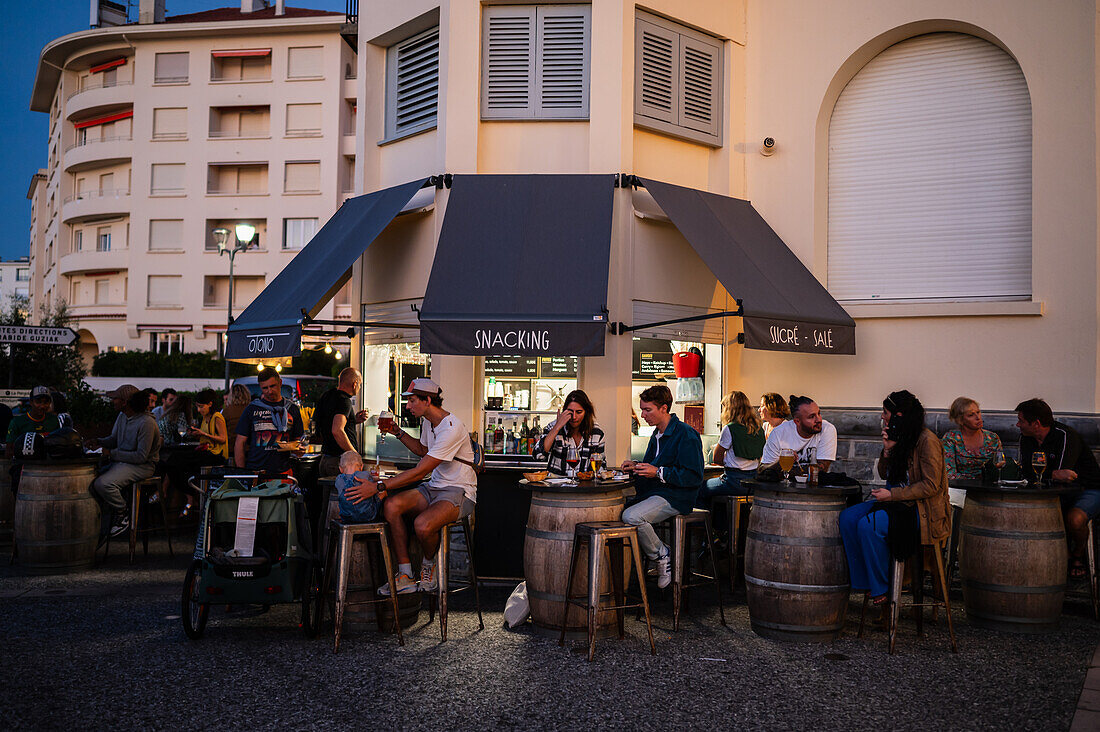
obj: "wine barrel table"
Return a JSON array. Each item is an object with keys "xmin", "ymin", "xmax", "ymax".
[
  {"xmin": 954, "ymin": 480, "xmax": 1074, "ymax": 633},
  {"xmin": 742, "ymin": 480, "xmax": 860, "ymax": 642},
  {"xmin": 14, "ymin": 458, "xmax": 101, "ymax": 574},
  {"xmin": 520, "ymin": 477, "xmax": 632, "ymax": 640},
  {"xmin": 0, "ymin": 458, "xmax": 14, "ymax": 544}
]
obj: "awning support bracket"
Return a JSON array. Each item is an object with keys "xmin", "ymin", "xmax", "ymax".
[
  {"xmin": 610, "ymin": 299, "xmax": 743, "ymax": 336},
  {"xmin": 300, "ymin": 310, "xmax": 420, "ymax": 331}
]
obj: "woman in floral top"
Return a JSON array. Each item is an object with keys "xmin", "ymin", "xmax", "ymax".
[{"xmin": 942, "ymin": 396, "xmax": 1003, "ymax": 508}]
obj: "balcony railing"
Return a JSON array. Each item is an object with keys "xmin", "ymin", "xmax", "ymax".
[
  {"xmin": 287, "ymin": 128, "xmax": 323, "ymax": 138},
  {"xmin": 209, "ymin": 129, "xmax": 271, "ymax": 139},
  {"xmin": 207, "ymin": 187, "xmax": 267, "ymax": 196},
  {"xmin": 63, "ymin": 188, "xmax": 130, "ymax": 204},
  {"xmin": 64, "ymin": 134, "xmax": 133, "ymax": 153},
  {"xmin": 66, "ymin": 79, "xmax": 133, "ymax": 103},
  {"xmin": 210, "ymin": 73, "xmax": 271, "ymax": 83}
]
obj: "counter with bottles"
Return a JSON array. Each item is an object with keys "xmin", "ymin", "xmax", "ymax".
[{"xmin": 482, "ymin": 409, "xmax": 559, "ymax": 457}]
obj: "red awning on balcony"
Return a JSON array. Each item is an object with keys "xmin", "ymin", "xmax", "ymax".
[
  {"xmin": 74, "ymin": 110, "xmax": 133, "ymax": 129},
  {"xmin": 90, "ymin": 57, "xmax": 127, "ymax": 74},
  {"xmin": 211, "ymin": 48, "xmax": 271, "ymax": 58}
]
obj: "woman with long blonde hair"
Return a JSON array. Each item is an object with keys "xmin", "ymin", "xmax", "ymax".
[{"xmin": 697, "ymin": 391, "xmax": 766, "ymax": 516}]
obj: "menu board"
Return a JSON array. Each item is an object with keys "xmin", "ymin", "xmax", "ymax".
[
  {"xmin": 484, "ymin": 356, "xmax": 538, "ymax": 377},
  {"xmin": 632, "ymin": 338, "xmax": 675, "ymax": 379},
  {"xmin": 539, "ymin": 356, "xmax": 578, "ymax": 379}
]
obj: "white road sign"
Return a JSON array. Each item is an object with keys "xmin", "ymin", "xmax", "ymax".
[{"xmin": 0, "ymin": 325, "xmax": 79, "ymax": 346}]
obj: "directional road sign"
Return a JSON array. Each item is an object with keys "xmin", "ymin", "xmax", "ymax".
[{"xmin": 0, "ymin": 325, "xmax": 79, "ymax": 346}]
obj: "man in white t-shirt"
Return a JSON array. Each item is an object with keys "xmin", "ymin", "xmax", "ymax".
[
  {"xmin": 760, "ymin": 395, "xmax": 837, "ymax": 472},
  {"xmin": 344, "ymin": 378, "xmax": 477, "ymax": 596}
]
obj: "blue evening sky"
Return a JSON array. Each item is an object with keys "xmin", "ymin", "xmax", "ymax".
[{"xmin": 0, "ymin": 0, "xmax": 346, "ymax": 263}]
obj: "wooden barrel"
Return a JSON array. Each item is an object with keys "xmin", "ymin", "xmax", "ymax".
[
  {"xmin": 0, "ymin": 458, "xmax": 13, "ymax": 544},
  {"xmin": 744, "ymin": 485, "xmax": 851, "ymax": 642},
  {"xmin": 14, "ymin": 461, "xmax": 100, "ymax": 574},
  {"xmin": 960, "ymin": 491, "xmax": 1067, "ymax": 633},
  {"xmin": 524, "ymin": 489, "xmax": 627, "ymax": 640}
]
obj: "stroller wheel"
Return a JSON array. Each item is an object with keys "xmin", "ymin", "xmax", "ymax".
[
  {"xmin": 301, "ymin": 561, "xmax": 323, "ymax": 638},
  {"xmin": 182, "ymin": 559, "xmax": 210, "ymax": 640}
]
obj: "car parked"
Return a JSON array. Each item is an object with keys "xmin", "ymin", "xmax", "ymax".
[{"xmin": 232, "ymin": 374, "xmax": 336, "ymax": 407}]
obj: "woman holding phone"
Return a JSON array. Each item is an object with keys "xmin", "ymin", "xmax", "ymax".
[{"xmin": 534, "ymin": 390, "xmax": 605, "ymax": 476}]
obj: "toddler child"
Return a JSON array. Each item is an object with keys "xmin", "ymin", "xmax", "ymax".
[{"xmin": 335, "ymin": 451, "xmax": 383, "ymax": 523}]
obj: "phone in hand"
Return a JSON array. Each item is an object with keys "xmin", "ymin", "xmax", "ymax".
[{"xmin": 884, "ymin": 414, "xmax": 903, "ymax": 442}]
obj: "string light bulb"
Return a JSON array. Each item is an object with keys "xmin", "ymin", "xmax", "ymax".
[
  {"xmin": 334, "ymin": 350, "xmax": 342, "ymax": 360},
  {"xmin": 256, "ymin": 363, "xmax": 264, "ymax": 372},
  {"xmin": 274, "ymin": 363, "xmax": 283, "ymax": 372},
  {"xmin": 324, "ymin": 343, "xmax": 332, "ymax": 354}
]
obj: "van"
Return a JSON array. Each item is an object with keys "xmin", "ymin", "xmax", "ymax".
[{"xmin": 232, "ymin": 374, "xmax": 336, "ymax": 407}]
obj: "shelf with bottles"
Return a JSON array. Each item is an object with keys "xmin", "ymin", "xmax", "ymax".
[{"xmin": 482, "ymin": 411, "xmax": 556, "ymax": 456}]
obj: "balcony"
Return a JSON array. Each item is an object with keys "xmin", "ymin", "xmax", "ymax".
[
  {"xmin": 65, "ymin": 303, "xmax": 126, "ymax": 322},
  {"xmin": 58, "ymin": 247, "xmax": 129, "ymax": 276},
  {"xmin": 65, "ymin": 81, "xmax": 133, "ymax": 119},
  {"xmin": 63, "ymin": 135, "xmax": 132, "ymax": 173},
  {"xmin": 62, "ymin": 189, "xmax": 130, "ymax": 223}
]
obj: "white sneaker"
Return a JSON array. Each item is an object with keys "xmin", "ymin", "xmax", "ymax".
[
  {"xmin": 419, "ymin": 562, "xmax": 438, "ymax": 592},
  {"xmin": 655, "ymin": 550, "xmax": 672, "ymax": 589},
  {"xmin": 378, "ymin": 573, "xmax": 418, "ymax": 596}
]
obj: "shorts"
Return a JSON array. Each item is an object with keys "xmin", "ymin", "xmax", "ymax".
[
  {"xmin": 417, "ymin": 483, "xmax": 475, "ymax": 519},
  {"xmin": 1064, "ymin": 489, "xmax": 1100, "ymax": 519}
]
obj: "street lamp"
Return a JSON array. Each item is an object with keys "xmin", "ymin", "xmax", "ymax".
[{"xmin": 215, "ymin": 223, "xmax": 257, "ymax": 392}]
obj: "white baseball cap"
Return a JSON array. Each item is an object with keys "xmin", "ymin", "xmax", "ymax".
[{"xmin": 401, "ymin": 378, "xmax": 441, "ymax": 396}]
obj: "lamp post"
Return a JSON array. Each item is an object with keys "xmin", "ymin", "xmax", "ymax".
[{"xmin": 214, "ymin": 223, "xmax": 257, "ymax": 392}]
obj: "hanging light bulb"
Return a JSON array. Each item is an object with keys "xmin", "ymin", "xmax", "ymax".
[
  {"xmin": 334, "ymin": 350, "xmax": 343, "ymax": 360},
  {"xmin": 256, "ymin": 362, "xmax": 264, "ymax": 372},
  {"xmin": 275, "ymin": 363, "xmax": 283, "ymax": 372},
  {"xmin": 324, "ymin": 343, "xmax": 332, "ymax": 354}
]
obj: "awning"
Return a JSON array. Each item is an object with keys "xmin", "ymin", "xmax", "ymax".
[
  {"xmin": 638, "ymin": 178, "xmax": 856, "ymax": 355},
  {"xmin": 90, "ymin": 57, "xmax": 127, "ymax": 74},
  {"xmin": 418, "ymin": 174, "xmax": 615, "ymax": 356},
  {"xmin": 74, "ymin": 110, "xmax": 133, "ymax": 129},
  {"xmin": 211, "ymin": 48, "xmax": 271, "ymax": 58},
  {"xmin": 225, "ymin": 177, "xmax": 430, "ymax": 360}
]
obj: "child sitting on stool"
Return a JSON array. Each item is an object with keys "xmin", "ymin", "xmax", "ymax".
[{"xmin": 336, "ymin": 451, "xmax": 386, "ymax": 523}]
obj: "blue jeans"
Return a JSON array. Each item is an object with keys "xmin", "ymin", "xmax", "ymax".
[
  {"xmin": 839, "ymin": 500, "xmax": 919, "ymax": 598},
  {"xmin": 621, "ymin": 495, "xmax": 678, "ymax": 559},
  {"xmin": 696, "ymin": 468, "xmax": 754, "ymax": 507}
]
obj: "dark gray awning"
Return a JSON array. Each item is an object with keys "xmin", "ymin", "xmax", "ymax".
[
  {"xmin": 418, "ymin": 174, "xmax": 615, "ymax": 356},
  {"xmin": 225, "ymin": 178, "xmax": 430, "ymax": 360},
  {"xmin": 639, "ymin": 178, "xmax": 856, "ymax": 355}
]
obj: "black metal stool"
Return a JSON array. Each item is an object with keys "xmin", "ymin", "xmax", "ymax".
[
  {"xmin": 1080, "ymin": 518, "xmax": 1099, "ymax": 620},
  {"xmin": 858, "ymin": 537, "xmax": 958, "ymax": 654},
  {"xmin": 560, "ymin": 521, "xmax": 655, "ymax": 661},
  {"xmin": 670, "ymin": 509, "xmax": 726, "ymax": 630},
  {"xmin": 317, "ymin": 519, "xmax": 403, "ymax": 652},
  {"xmin": 104, "ymin": 475, "xmax": 173, "ymax": 564},
  {"xmin": 426, "ymin": 515, "xmax": 483, "ymax": 642},
  {"xmin": 710, "ymin": 495, "xmax": 752, "ymax": 591}
]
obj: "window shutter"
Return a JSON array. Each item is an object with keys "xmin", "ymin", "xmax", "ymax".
[
  {"xmin": 150, "ymin": 163, "xmax": 184, "ymax": 194},
  {"xmin": 827, "ymin": 32, "xmax": 1032, "ymax": 302},
  {"xmin": 536, "ymin": 6, "xmax": 589, "ymax": 118},
  {"xmin": 678, "ymin": 35, "xmax": 719, "ymax": 137},
  {"xmin": 94, "ymin": 280, "xmax": 110, "ymax": 304},
  {"xmin": 286, "ymin": 103, "xmax": 322, "ymax": 135},
  {"xmin": 154, "ymin": 52, "xmax": 189, "ymax": 83},
  {"xmin": 634, "ymin": 19, "xmax": 677, "ymax": 125},
  {"xmin": 388, "ymin": 26, "xmax": 439, "ymax": 135},
  {"xmin": 149, "ymin": 219, "xmax": 182, "ymax": 250},
  {"xmin": 238, "ymin": 108, "xmax": 267, "ymax": 136},
  {"xmin": 284, "ymin": 162, "xmax": 320, "ymax": 193},
  {"xmin": 147, "ymin": 275, "xmax": 181, "ymax": 306},
  {"xmin": 287, "ymin": 46, "xmax": 323, "ymax": 78},
  {"xmin": 481, "ymin": 8, "xmax": 535, "ymax": 119}
]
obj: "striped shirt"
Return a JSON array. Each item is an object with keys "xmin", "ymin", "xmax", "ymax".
[{"xmin": 533, "ymin": 422, "xmax": 606, "ymax": 476}]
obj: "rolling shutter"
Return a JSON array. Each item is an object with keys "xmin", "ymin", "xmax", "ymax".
[
  {"xmin": 827, "ymin": 32, "xmax": 1032, "ymax": 302},
  {"xmin": 150, "ymin": 163, "xmax": 184, "ymax": 195},
  {"xmin": 148, "ymin": 219, "xmax": 183, "ymax": 250},
  {"xmin": 388, "ymin": 26, "xmax": 439, "ymax": 136},
  {"xmin": 287, "ymin": 46, "xmax": 323, "ymax": 78},
  {"xmin": 152, "ymin": 108, "xmax": 186, "ymax": 138},
  {"xmin": 631, "ymin": 300, "xmax": 725, "ymax": 344},
  {"xmin": 286, "ymin": 103, "xmax": 321, "ymax": 135},
  {"xmin": 284, "ymin": 162, "xmax": 320, "ymax": 193},
  {"xmin": 154, "ymin": 52, "xmax": 188, "ymax": 83}
]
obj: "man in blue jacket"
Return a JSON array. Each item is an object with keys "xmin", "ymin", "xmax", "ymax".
[{"xmin": 621, "ymin": 385, "xmax": 704, "ymax": 589}]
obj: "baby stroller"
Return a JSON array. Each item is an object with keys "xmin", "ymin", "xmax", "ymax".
[{"xmin": 182, "ymin": 476, "xmax": 320, "ymax": 639}]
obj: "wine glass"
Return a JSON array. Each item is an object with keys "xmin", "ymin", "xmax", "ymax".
[
  {"xmin": 992, "ymin": 450, "xmax": 1007, "ymax": 485},
  {"xmin": 589, "ymin": 453, "xmax": 604, "ymax": 475},
  {"xmin": 778, "ymin": 448, "xmax": 797, "ymax": 484},
  {"xmin": 565, "ymin": 443, "xmax": 580, "ymax": 481},
  {"xmin": 1031, "ymin": 451, "xmax": 1047, "ymax": 486}
]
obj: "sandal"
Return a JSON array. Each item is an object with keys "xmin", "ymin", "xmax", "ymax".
[
  {"xmin": 871, "ymin": 593, "xmax": 888, "ymax": 606},
  {"xmin": 1069, "ymin": 560, "xmax": 1087, "ymax": 581}
]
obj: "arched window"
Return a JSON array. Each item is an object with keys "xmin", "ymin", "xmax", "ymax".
[{"xmin": 828, "ymin": 32, "xmax": 1031, "ymax": 302}]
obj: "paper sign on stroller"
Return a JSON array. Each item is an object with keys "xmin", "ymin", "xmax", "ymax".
[{"xmin": 233, "ymin": 497, "xmax": 260, "ymax": 557}]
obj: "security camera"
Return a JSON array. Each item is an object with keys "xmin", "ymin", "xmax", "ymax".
[{"xmin": 761, "ymin": 137, "xmax": 776, "ymax": 156}]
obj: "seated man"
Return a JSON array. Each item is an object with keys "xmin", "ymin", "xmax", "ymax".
[
  {"xmin": 233, "ymin": 368, "xmax": 304, "ymax": 476},
  {"xmin": 89, "ymin": 385, "xmax": 163, "ymax": 539},
  {"xmin": 6, "ymin": 386, "xmax": 61, "ymax": 494},
  {"xmin": 760, "ymin": 395, "xmax": 837, "ymax": 473},
  {"xmin": 619, "ymin": 385, "xmax": 704, "ymax": 589},
  {"xmin": 1016, "ymin": 398, "xmax": 1100, "ymax": 579},
  {"xmin": 345, "ymin": 378, "xmax": 476, "ymax": 596}
]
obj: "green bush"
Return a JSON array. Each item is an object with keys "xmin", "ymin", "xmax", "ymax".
[{"xmin": 92, "ymin": 349, "xmax": 342, "ymax": 379}]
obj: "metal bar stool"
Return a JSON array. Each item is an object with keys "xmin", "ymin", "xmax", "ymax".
[
  {"xmin": 316, "ymin": 519, "xmax": 404, "ymax": 652},
  {"xmin": 427, "ymin": 515, "xmax": 484, "ymax": 642},
  {"xmin": 670, "ymin": 509, "xmax": 726, "ymax": 630},
  {"xmin": 559, "ymin": 520, "xmax": 655, "ymax": 662},
  {"xmin": 858, "ymin": 537, "xmax": 959, "ymax": 654},
  {"xmin": 1081, "ymin": 519, "xmax": 1099, "ymax": 620},
  {"xmin": 104, "ymin": 476, "xmax": 173, "ymax": 564},
  {"xmin": 710, "ymin": 495, "xmax": 752, "ymax": 591}
]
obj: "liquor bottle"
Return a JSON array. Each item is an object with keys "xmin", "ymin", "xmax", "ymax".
[
  {"xmin": 505, "ymin": 422, "xmax": 516, "ymax": 454},
  {"xmin": 485, "ymin": 418, "xmax": 496, "ymax": 452},
  {"xmin": 494, "ymin": 418, "xmax": 505, "ymax": 454},
  {"xmin": 519, "ymin": 417, "xmax": 530, "ymax": 454},
  {"xmin": 530, "ymin": 417, "xmax": 541, "ymax": 455}
]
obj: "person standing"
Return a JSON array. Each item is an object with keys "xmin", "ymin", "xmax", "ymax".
[
  {"xmin": 620, "ymin": 385, "xmax": 704, "ymax": 589},
  {"xmin": 314, "ymin": 367, "xmax": 369, "ymax": 477},
  {"xmin": 5, "ymin": 386, "xmax": 61, "ymax": 494},
  {"xmin": 760, "ymin": 395, "xmax": 837, "ymax": 472},
  {"xmin": 233, "ymin": 368, "xmax": 304, "ymax": 475},
  {"xmin": 89, "ymin": 385, "xmax": 163, "ymax": 538}
]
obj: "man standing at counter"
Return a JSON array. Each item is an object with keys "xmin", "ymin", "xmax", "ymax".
[
  {"xmin": 315, "ymin": 367, "xmax": 369, "ymax": 478},
  {"xmin": 234, "ymin": 368, "xmax": 304, "ymax": 475},
  {"xmin": 760, "ymin": 395, "xmax": 837, "ymax": 472},
  {"xmin": 620, "ymin": 385, "xmax": 704, "ymax": 589}
]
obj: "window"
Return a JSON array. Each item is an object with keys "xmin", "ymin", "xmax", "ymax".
[
  {"xmin": 150, "ymin": 163, "xmax": 185, "ymax": 195},
  {"xmin": 205, "ymin": 219, "xmax": 265, "ymax": 251},
  {"xmin": 633, "ymin": 12, "xmax": 722, "ymax": 146},
  {"xmin": 385, "ymin": 25, "xmax": 439, "ymax": 139},
  {"xmin": 284, "ymin": 162, "xmax": 320, "ymax": 193},
  {"xmin": 283, "ymin": 218, "xmax": 318, "ymax": 250},
  {"xmin": 15, "ymin": 287, "xmax": 28, "ymax": 298},
  {"xmin": 149, "ymin": 219, "xmax": 183, "ymax": 251},
  {"xmin": 154, "ymin": 52, "xmax": 189, "ymax": 84},
  {"xmin": 207, "ymin": 164, "xmax": 267, "ymax": 195},
  {"xmin": 94, "ymin": 279, "xmax": 109, "ymax": 304},
  {"xmin": 150, "ymin": 332, "xmax": 184, "ymax": 354},
  {"xmin": 203, "ymin": 275, "xmax": 265, "ymax": 308},
  {"xmin": 99, "ymin": 172, "xmax": 114, "ymax": 193},
  {"xmin": 96, "ymin": 226, "xmax": 111, "ymax": 252},
  {"xmin": 152, "ymin": 108, "xmax": 187, "ymax": 139},
  {"xmin": 287, "ymin": 46, "xmax": 323, "ymax": 79},
  {"xmin": 286, "ymin": 103, "xmax": 322, "ymax": 137},
  {"xmin": 211, "ymin": 51, "xmax": 271, "ymax": 82},
  {"xmin": 73, "ymin": 229, "xmax": 83, "ymax": 253},
  {"xmin": 209, "ymin": 106, "xmax": 270, "ymax": 138},
  {"xmin": 481, "ymin": 6, "xmax": 590, "ymax": 120},
  {"xmin": 147, "ymin": 274, "xmax": 182, "ymax": 307},
  {"xmin": 827, "ymin": 33, "xmax": 1032, "ymax": 303},
  {"xmin": 16, "ymin": 268, "xmax": 29, "ymax": 282}
]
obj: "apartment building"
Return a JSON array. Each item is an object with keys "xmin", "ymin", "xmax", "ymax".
[
  {"xmin": 0, "ymin": 255, "xmax": 32, "ymax": 308},
  {"xmin": 27, "ymin": 0, "xmax": 357, "ymax": 360}
]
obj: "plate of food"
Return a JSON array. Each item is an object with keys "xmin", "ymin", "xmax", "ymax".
[
  {"xmin": 275, "ymin": 440, "xmax": 301, "ymax": 452},
  {"xmin": 523, "ymin": 470, "xmax": 549, "ymax": 483}
]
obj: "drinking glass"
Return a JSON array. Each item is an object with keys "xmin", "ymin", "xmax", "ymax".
[
  {"xmin": 589, "ymin": 453, "xmax": 604, "ymax": 474},
  {"xmin": 565, "ymin": 443, "xmax": 580, "ymax": 481},
  {"xmin": 1031, "ymin": 452, "xmax": 1047, "ymax": 486},
  {"xmin": 992, "ymin": 450, "xmax": 1007, "ymax": 485},
  {"xmin": 778, "ymin": 448, "xmax": 797, "ymax": 484}
]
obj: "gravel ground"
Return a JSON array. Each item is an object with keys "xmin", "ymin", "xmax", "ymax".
[{"xmin": 2, "ymin": 538, "xmax": 1097, "ymax": 731}]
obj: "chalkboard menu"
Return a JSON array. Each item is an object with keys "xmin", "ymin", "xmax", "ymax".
[
  {"xmin": 539, "ymin": 356, "xmax": 578, "ymax": 379},
  {"xmin": 484, "ymin": 356, "xmax": 538, "ymax": 377},
  {"xmin": 632, "ymin": 337, "xmax": 675, "ymax": 379}
]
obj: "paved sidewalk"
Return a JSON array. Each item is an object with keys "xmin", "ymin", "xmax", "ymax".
[{"xmin": 1072, "ymin": 644, "xmax": 1100, "ymax": 731}]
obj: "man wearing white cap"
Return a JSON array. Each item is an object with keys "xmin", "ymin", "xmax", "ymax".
[{"xmin": 344, "ymin": 377, "xmax": 477, "ymax": 595}]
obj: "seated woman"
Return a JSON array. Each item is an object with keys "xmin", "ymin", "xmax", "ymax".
[
  {"xmin": 942, "ymin": 396, "xmax": 1003, "ymax": 508},
  {"xmin": 698, "ymin": 390, "xmax": 764, "ymax": 504},
  {"xmin": 534, "ymin": 389, "xmax": 605, "ymax": 476},
  {"xmin": 839, "ymin": 390, "xmax": 951, "ymax": 607},
  {"xmin": 759, "ymin": 392, "xmax": 791, "ymax": 438}
]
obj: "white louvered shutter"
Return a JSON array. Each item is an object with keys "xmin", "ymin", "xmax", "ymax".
[
  {"xmin": 388, "ymin": 26, "xmax": 439, "ymax": 136},
  {"xmin": 828, "ymin": 32, "xmax": 1032, "ymax": 302},
  {"xmin": 632, "ymin": 301, "xmax": 725, "ymax": 344},
  {"xmin": 635, "ymin": 18, "xmax": 677, "ymax": 125},
  {"xmin": 536, "ymin": 6, "xmax": 589, "ymax": 118},
  {"xmin": 482, "ymin": 8, "xmax": 535, "ymax": 118},
  {"xmin": 679, "ymin": 35, "xmax": 719, "ymax": 137}
]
